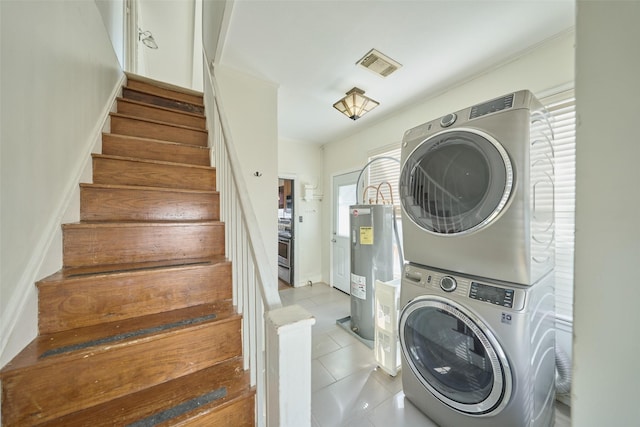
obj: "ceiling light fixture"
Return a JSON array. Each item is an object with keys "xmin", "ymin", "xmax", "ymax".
[{"xmin": 333, "ymin": 87, "xmax": 379, "ymax": 121}]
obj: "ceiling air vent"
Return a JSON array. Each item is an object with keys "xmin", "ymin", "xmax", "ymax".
[{"xmin": 356, "ymin": 49, "xmax": 402, "ymax": 77}]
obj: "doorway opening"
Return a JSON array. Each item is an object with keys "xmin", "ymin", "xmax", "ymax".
[{"xmin": 278, "ymin": 178, "xmax": 294, "ymax": 286}]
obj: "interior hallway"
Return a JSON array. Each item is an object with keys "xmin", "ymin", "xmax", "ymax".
[{"xmin": 278, "ymin": 282, "xmax": 572, "ymax": 427}]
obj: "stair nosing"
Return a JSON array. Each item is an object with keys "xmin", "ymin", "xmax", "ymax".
[
  {"xmin": 117, "ymin": 97, "xmax": 206, "ymax": 120},
  {"xmin": 110, "ymin": 112, "xmax": 208, "ymax": 133},
  {"xmin": 37, "ymin": 257, "xmax": 230, "ymax": 284},
  {"xmin": 79, "ymin": 182, "xmax": 219, "ymax": 195},
  {"xmin": 62, "ymin": 220, "xmax": 223, "ymax": 229},
  {"xmin": 103, "ymin": 132, "xmax": 210, "ymax": 151},
  {"xmin": 92, "ymin": 153, "xmax": 215, "ymax": 170}
]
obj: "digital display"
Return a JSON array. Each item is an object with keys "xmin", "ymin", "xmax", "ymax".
[
  {"xmin": 469, "ymin": 94, "xmax": 514, "ymax": 119},
  {"xmin": 469, "ymin": 282, "xmax": 514, "ymax": 308}
]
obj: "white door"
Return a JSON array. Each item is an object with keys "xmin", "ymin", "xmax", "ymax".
[{"xmin": 331, "ymin": 171, "xmax": 360, "ymax": 293}]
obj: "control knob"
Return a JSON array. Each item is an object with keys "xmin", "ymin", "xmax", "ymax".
[
  {"xmin": 440, "ymin": 276, "xmax": 457, "ymax": 292},
  {"xmin": 440, "ymin": 113, "xmax": 457, "ymax": 128}
]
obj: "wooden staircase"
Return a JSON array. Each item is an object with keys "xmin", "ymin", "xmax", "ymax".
[{"xmin": 0, "ymin": 75, "xmax": 255, "ymax": 426}]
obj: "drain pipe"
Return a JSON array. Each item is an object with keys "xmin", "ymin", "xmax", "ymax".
[{"xmin": 555, "ymin": 345, "xmax": 572, "ymax": 395}]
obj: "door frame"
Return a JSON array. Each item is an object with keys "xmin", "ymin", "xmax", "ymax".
[
  {"xmin": 124, "ymin": 0, "xmax": 138, "ymax": 74},
  {"xmin": 279, "ymin": 174, "xmax": 296, "ymax": 286}
]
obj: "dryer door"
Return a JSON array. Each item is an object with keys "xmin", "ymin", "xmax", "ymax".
[
  {"xmin": 400, "ymin": 128, "xmax": 513, "ymax": 235},
  {"xmin": 399, "ymin": 295, "xmax": 512, "ymax": 415}
]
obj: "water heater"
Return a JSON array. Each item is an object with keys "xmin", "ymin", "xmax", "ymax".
[{"xmin": 350, "ymin": 204, "xmax": 394, "ymax": 340}]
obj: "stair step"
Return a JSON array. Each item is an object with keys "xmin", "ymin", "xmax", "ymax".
[
  {"xmin": 126, "ymin": 75, "xmax": 204, "ymax": 107},
  {"xmin": 122, "ymin": 87, "xmax": 205, "ymax": 115},
  {"xmin": 117, "ymin": 97, "xmax": 206, "ymax": 129},
  {"xmin": 110, "ymin": 113, "xmax": 208, "ymax": 147},
  {"xmin": 92, "ymin": 154, "xmax": 216, "ymax": 191},
  {"xmin": 0, "ymin": 304, "xmax": 242, "ymax": 426},
  {"xmin": 169, "ymin": 389, "xmax": 255, "ymax": 426},
  {"xmin": 62, "ymin": 221, "xmax": 225, "ymax": 268},
  {"xmin": 80, "ymin": 183, "xmax": 220, "ymax": 222},
  {"xmin": 38, "ymin": 257, "xmax": 231, "ymax": 333},
  {"xmin": 34, "ymin": 357, "xmax": 253, "ymax": 427},
  {"xmin": 102, "ymin": 133, "xmax": 210, "ymax": 166}
]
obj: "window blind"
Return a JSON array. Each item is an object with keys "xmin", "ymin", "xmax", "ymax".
[
  {"xmin": 540, "ymin": 89, "xmax": 576, "ymax": 322},
  {"xmin": 366, "ymin": 145, "xmax": 401, "ymax": 209}
]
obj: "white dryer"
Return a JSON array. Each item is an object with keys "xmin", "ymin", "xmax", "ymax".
[
  {"xmin": 399, "ymin": 263, "xmax": 556, "ymax": 427},
  {"xmin": 399, "ymin": 90, "xmax": 554, "ymax": 286}
]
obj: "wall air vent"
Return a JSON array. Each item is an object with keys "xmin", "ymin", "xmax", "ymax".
[{"xmin": 356, "ymin": 49, "xmax": 402, "ymax": 77}]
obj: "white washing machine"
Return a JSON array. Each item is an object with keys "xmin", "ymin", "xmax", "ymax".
[
  {"xmin": 399, "ymin": 90, "xmax": 554, "ymax": 286},
  {"xmin": 399, "ymin": 263, "xmax": 556, "ymax": 427}
]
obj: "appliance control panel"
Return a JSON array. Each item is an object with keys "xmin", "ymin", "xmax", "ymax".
[
  {"xmin": 469, "ymin": 93, "xmax": 514, "ymax": 119},
  {"xmin": 469, "ymin": 281, "xmax": 515, "ymax": 308},
  {"xmin": 403, "ymin": 263, "xmax": 526, "ymax": 311}
]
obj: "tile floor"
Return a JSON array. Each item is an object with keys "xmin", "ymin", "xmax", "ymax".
[{"xmin": 278, "ymin": 282, "xmax": 572, "ymax": 427}]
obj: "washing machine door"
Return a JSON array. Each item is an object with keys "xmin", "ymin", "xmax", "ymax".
[
  {"xmin": 399, "ymin": 295, "xmax": 512, "ymax": 415},
  {"xmin": 400, "ymin": 128, "xmax": 513, "ymax": 235}
]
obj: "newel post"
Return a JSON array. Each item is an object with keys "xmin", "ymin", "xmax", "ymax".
[{"xmin": 265, "ymin": 304, "xmax": 316, "ymax": 427}]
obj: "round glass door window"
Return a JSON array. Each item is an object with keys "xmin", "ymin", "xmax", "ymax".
[
  {"xmin": 400, "ymin": 129, "xmax": 513, "ymax": 235},
  {"xmin": 399, "ymin": 296, "xmax": 512, "ymax": 415}
]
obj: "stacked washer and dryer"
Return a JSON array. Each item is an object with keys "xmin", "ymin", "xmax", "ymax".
[{"xmin": 398, "ymin": 91, "xmax": 557, "ymax": 427}]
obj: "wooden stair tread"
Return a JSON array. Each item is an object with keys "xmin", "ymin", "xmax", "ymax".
[
  {"xmin": 63, "ymin": 220, "xmax": 223, "ymax": 229},
  {"xmin": 126, "ymin": 73, "xmax": 204, "ymax": 103},
  {"xmin": 79, "ymin": 182, "xmax": 220, "ymax": 222},
  {"xmin": 122, "ymin": 87, "xmax": 204, "ymax": 115},
  {"xmin": 1, "ymin": 302, "xmax": 236, "ymax": 373},
  {"xmin": 117, "ymin": 97, "xmax": 205, "ymax": 119},
  {"xmin": 92, "ymin": 153, "xmax": 215, "ymax": 170},
  {"xmin": 38, "ymin": 255, "xmax": 228, "ymax": 282},
  {"xmin": 79, "ymin": 182, "xmax": 218, "ymax": 195},
  {"xmin": 34, "ymin": 357, "xmax": 252, "ymax": 427},
  {"xmin": 92, "ymin": 154, "xmax": 216, "ymax": 191},
  {"xmin": 62, "ymin": 221, "xmax": 225, "ymax": 267},
  {"xmin": 0, "ymin": 314, "xmax": 242, "ymax": 425},
  {"xmin": 109, "ymin": 113, "xmax": 208, "ymax": 147},
  {"xmin": 110, "ymin": 112, "xmax": 208, "ymax": 133},
  {"xmin": 101, "ymin": 133, "xmax": 211, "ymax": 167},
  {"xmin": 36, "ymin": 258, "xmax": 232, "ymax": 334},
  {"xmin": 102, "ymin": 132, "xmax": 210, "ymax": 151}
]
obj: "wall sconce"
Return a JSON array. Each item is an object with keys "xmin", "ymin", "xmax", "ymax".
[
  {"xmin": 138, "ymin": 28, "xmax": 159, "ymax": 49},
  {"xmin": 333, "ymin": 87, "xmax": 379, "ymax": 120}
]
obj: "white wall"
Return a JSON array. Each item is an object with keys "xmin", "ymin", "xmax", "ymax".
[
  {"xmin": 201, "ymin": 0, "xmax": 229, "ymax": 66},
  {"xmin": 95, "ymin": 0, "xmax": 125, "ymax": 68},
  {"xmin": 320, "ymin": 30, "xmax": 575, "ymax": 286},
  {"xmin": 0, "ymin": 1, "xmax": 123, "ymax": 367},
  {"xmin": 215, "ymin": 66, "xmax": 279, "ymax": 280},
  {"xmin": 278, "ymin": 139, "xmax": 324, "ymax": 286},
  {"xmin": 572, "ymin": 2, "xmax": 640, "ymax": 424},
  {"xmin": 137, "ymin": 0, "xmax": 199, "ymax": 89}
]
